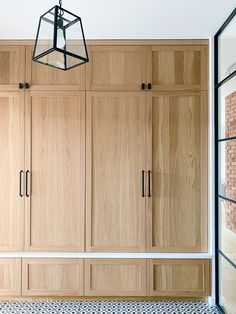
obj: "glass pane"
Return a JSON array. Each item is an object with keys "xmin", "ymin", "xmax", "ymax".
[
  {"xmin": 34, "ymin": 7, "xmax": 56, "ymax": 58},
  {"xmin": 218, "ymin": 15, "xmax": 236, "ymax": 83},
  {"xmin": 218, "ymin": 140, "xmax": 236, "ymax": 199},
  {"xmin": 218, "ymin": 75, "xmax": 236, "ymax": 140},
  {"xmin": 37, "ymin": 50, "xmax": 66, "ymax": 70},
  {"xmin": 219, "ymin": 198, "xmax": 236, "ymax": 264},
  {"xmin": 219, "ymin": 255, "xmax": 236, "ymax": 313}
]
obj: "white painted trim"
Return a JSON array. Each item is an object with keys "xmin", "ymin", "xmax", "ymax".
[{"xmin": 0, "ymin": 252, "xmax": 213, "ymax": 259}]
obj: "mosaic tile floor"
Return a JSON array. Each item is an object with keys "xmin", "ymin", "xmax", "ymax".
[{"xmin": 0, "ymin": 300, "xmax": 220, "ymax": 313}]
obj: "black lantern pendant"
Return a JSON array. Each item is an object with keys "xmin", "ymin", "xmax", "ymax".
[{"xmin": 33, "ymin": 0, "xmax": 89, "ymax": 70}]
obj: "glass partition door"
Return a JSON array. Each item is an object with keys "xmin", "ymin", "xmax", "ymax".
[{"xmin": 215, "ymin": 8, "xmax": 236, "ymax": 314}]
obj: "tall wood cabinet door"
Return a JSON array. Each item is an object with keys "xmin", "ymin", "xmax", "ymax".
[
  {"xmin": 0, "ymin": 92, "xmax": 24, "ymax": 251},
  {"xmin": 86, "ymin": 46, "xmax": 147, "ymax": 90},
  {"xmin": 0, "ymin": 46, "xmax": 25, "ymax": 90},
  {"xmin": 22, "ymin": 259, "xmax": 83, "ymax": 296},
  {"xmin": 0, "ymin": 259, "xmax": 21, "ymax": 296},
  {"xmin": 26, "ymin": 46, "xmax": 85, "ymax": 90},
  {"xmin": 147, "ymin": 45, "xmax": 208, "ymax": 90},
  {"xmin": 25, "ymin": 91, "xmax": 85, "ymax": 252},
  {"xmin": 146, "ymin": 91, "xmax": 208, "ymax": 252},
  {"xmin": 86, "ymin": 92, "xmax": 147, "ymax": 252}
]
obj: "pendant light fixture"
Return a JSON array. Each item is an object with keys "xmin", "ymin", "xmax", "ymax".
[{"xmin": 32, "ymin": 0, "xmax": 89, "ymax": 70}]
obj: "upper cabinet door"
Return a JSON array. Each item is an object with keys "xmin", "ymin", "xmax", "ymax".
[
  {"xmin": 147, "ymin": 45, "xmax": 208, "ymax": 90},
  {"xmin": 86, "ymin": 46, "xmax": 147, "ymax": 90},
  {"xmin": 146, "ymin": 91, "xmax": 208, "ymax": 252},
  {"xmin": 25, "ymin": 91, "xmax": 85, "ymax": 252},
  {"xmin": 0, "ymin": 46, "xmax": 25, "ymax": 90},
  {"xmin": 26, "ymin": 46, "xmax": 85, "ymax": 90},
  {"xmin": 86, "ymin": 92, "xmax": 147, "ymax": 252},
  {"xmin": 0, "ymin": 92, "xmax": 24, "ymax": 251}
]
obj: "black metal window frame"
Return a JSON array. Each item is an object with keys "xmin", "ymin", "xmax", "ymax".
[{"xmin": 214, "ymin": 7, "xmax": 236, "ymax": 314}]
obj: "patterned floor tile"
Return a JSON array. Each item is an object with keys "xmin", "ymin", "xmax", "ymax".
[{"xmin": 0, "ymin": 300, "xmax": 220, "ymax": 314}]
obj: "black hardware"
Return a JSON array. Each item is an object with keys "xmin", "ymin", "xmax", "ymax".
[
  {"xmin": 141, "ymin": 83, "xmax": 145, "ymax": 90},
  {"xmin": 25, "ymin": 83, "xmax": 30, "ymax": 89},
  {"xmin": 148, "ymin": 170, "xmax": 151, "ymax": 197},
  {"xmin": 19, "ymin": 83, "xmax": 24, "ymax": 89},
  {"xmin": 19, "ymin": 170, "xmax": 24, "ymax": 197},
  {"xmin": 141, "ymin": 170, "xmax": 145, "ymax": 197},
  {"xmin": 26, "ymin": 170, "xmax": 30, "ymax": 197},
  {"xmin": 148, "ymin": 83, "xmax": 152, "ymax": 90}
]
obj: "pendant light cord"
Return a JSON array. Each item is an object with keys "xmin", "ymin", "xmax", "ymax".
[{"xmin": 59, "ymin": 0, "xmax": 64, "ymax": 16}]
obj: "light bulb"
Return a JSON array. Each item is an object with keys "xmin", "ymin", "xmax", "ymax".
[{"xmin": 57, "ymin": 28, "xmax": 66, "ymax": 49}]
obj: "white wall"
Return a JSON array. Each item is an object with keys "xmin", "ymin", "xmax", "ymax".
[{"xmin": 0, "ymin": 0, "xmax": 235, "ymax": 39}]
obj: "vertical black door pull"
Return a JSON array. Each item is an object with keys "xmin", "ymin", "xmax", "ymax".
[
  {"xmin": 141, "ymin": 83, "xmax": 145, "ymax": 90},
  {"xmin": 26, "ymin": 170, "xmax": 30, "ymax": 197},
  {"xmin": 19, "ymin": 170, "xmax": 24, "ymax": 197},
  {"xmin": 148, "ymin": 83, "xmax": 152, "ymax": 90},
  {"xmin": 25, "ymin": 83, "xmax": 30, "ymax": 89},
  {"xmin": 148, "ymin": 170, "xmax": 151, "ymax": 197},
  {"xmin": 19, "ymin": 83, "xmax": 24, "ymax": 89},
  {"xmin": 141, "ymin": 170, "xmax": 145, "ymax": 197}
]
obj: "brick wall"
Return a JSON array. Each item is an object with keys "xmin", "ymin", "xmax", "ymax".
[{"xmin": 225, "ymin": 92, "xmax": 236, "ymax": 233}]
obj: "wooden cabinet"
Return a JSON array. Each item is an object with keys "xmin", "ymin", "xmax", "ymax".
[
  {"xmin": 86, "ymin": 46, "xmax": 147, "ymax": 90},
  {"xmin": 147, "ymin": 259, "xmax": 211, "ymax": 297},
  {"xmin": 22, "ymin": 259, "xmax": 83, "ymax": 296},
  {"xmin": 147, "ymin": 45, "xmax": 208, "ymax": 90},
  {"xmin": 0, "ymin": 259, "xmax": 21, "ymax": 296},
  {"xmin": 25, "ymin": 91, "xmax": 85, "ymax": 252},
  {"xmin": 0, "ymin": 46, "xmax": 25, "ymax": 90},
  {"xmin": 84, "ymin": 259, "xmax": 146, "ymax": 296},
  {"xmin": 86, "ymin": 92, "xmax": 146, "ymax": 252},
  {"xmin": 146, "ymin": 91, "xmax": 208, "ymax": 252},
  {"xmin": 0, "ymin": 92, "xmax": 24, "ymax": 251},
  {"xmin": 26, "ymin": 46, "xmax": 86, "ymax": 90}
]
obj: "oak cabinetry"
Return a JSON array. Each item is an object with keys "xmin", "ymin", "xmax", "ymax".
[
  {"xmin": 86, "ymin": 92, "xmax": 146, "ymax": 252},
  {"xmin": 86, "ymin": 46, "xmax": 147, "ymax": 90},
  {"xmin": 26, "ymin": 46, "xmax": 86, "ymax": 90},
  {"xmin": 22, "ymin": 259, "xmax": 83, "ymax": 296},
  {"xmin": 0, "ymin": 92, "xmax": 24, "ymax": 251},
  {"xmin": 146, "ymin": 91, "xmax": 208, "ymax": 252},
  {"xmin": 0, "ymin": 259, "xmax": 21, "ymax": 296},
  {"xmin": 147, "ymin": 45, "xmax": 208, "ymax": 91},
  {"xmin": 0, "ymin": 46, "xmax": 25, "ymax": 90},
  {"xmin": 84, "ymin": 259, "xmax": 147, "ymax": 296},
  {"xmin": 147, "ymin": 259, "xmax": 211, "ymax": 297},
  {"xmin": 25, "ymin": 91, "xmax": 85, "ymax": 252}
]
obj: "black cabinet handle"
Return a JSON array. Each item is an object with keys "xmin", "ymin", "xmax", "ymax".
[
  {"xmin": 141, "ymin": 170, "xmax": 145, "ymax": 197},
  {"xmin": 148, "ymin": 83, "xmax": 152, "ymax": 90},
  {"xmin": 148, "ymin": 170, "xmax": 151, "ymax": 197},
  {"xmin": 26, "ymin": 170, "xmax": 30, "ymax": 197},
  {"xmin": 25, "ymin": 83, "xmax": 30, "ymax": 89},
  {"xmin": 19, "ymin": 83, "xmax": 24, "ymax": 89},
  {"xmin": 19, "ymin": 170, "xmax": 24, "ymax": 197},
  {"xmin": 141, "ymin": 83, "xmax": 145, "ymax": 90}
]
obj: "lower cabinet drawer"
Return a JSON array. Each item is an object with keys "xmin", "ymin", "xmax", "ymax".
[
  {"xmin": 0, "ymin": 259, "xmax": 21, "ymax": 296},
  {"xmin": 147, "ymin": 259, "xmax": 211, "ymax": 297},
  {"xmin": 22, "ymin": 259, "xmax": 83, "ymax": 296},
  {"xmin": 84, "ymin": 259, "xmax": 147, "ymax": 296}
]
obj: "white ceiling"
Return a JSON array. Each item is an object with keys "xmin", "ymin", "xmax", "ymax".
[{"xmin": 0, "ymin": 0, "xmax": 236, "ymax": 39}]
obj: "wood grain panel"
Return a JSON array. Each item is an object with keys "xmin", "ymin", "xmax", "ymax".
[
  {"xmin": 0, "ymin": 92, "xmax": 24, "ymax": 251},
  {"xmin": 147, "ymin": 259, "xmax": 211, "ymax": 297},
  {"xmin": 86, "ymin": 46, "xmax": 147, "ymax": 90},
  {"xmin": 22, "ymin": 259, "xmax": 83, "ymax": 296},
  {"xmin": 0, "ymin": 46, "xmax": 25, "ymax": 90},
  {"xmin": 147, "ymin": 46, "xmax": 208, "ymax": 90},
  {"xmin": 84, "ymin": 259, "xmax": 146, "ymax": 296},
  {"xmin": 86, "ymin": 92, "xmax": 146, "ymax": 252},
  {"xmin": 25, "ymin": 91, "xmax": 85, "ymax": 252},
  {"xmin": 0, "ymin": 259, "xmax": 21, "ymax": 296},
  {"xmin": 26, "ymin": 46, "xmax": 85, "ymax": 90},
  {"xmin": 146, "ymin": 91, "xmax": 208, "ymax": 252}
]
